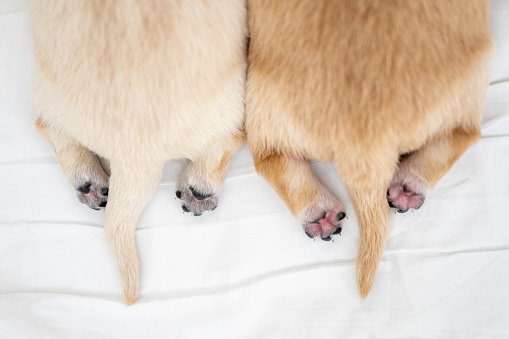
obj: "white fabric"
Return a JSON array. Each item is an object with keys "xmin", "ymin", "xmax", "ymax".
[{"xmin": 1, "ymin": 1, "xmax": 508, "ymax": 338}]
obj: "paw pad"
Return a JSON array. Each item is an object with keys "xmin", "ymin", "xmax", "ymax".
[
  {"xmin": 76, "ymin": 181, "xmax": 108, "ymax": 210},
  {"xmin": 176, "ymin": 185, "xmax": 219, "ymax": 216},
  {"xmin": 387, "ymin": 184, "xmax": 425, "ymax": 213},
  {"xmin": 303, "ymin": 208, "xmax": 345, "ymax": 241}
]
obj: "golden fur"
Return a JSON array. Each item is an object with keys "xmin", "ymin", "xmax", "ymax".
[
  {"xmin": 246, "ymin": 0, "xmax": 493, "ymax": 297},
  {"xmin": 28, "ymin": 0, "xmax": 247, "ymax": 304}
]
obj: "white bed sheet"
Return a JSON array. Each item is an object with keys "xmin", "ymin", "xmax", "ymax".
[{"xmin": 1, "ymin": 1, "xmax": 508, "ymax": 338}]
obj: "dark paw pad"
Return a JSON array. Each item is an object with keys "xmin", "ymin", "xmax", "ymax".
[
  {"xmin": 77, "ymin": 183, "xmax": 92, "ymax": 194},
  {"xmin": 176, "ymin": 185, "xmax": 219, "ymax": 216},
  {"xmin": 189, "ymin": 186, "xmax": 212, "ymax": 201},
  {"xmin": 76, "ymin": 181, "xmax": 109, "ymax": 210}
]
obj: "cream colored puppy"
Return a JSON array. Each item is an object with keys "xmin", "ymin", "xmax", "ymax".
[
  {"xmin": 246, "ymin": 1, "xmax": 493, "ymax": 298},
  {"xmin": 28, "ymin": 1, "xmax": 247, "ymax": 304}
]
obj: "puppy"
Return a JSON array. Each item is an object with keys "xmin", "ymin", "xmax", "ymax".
[
  {"xmin": 28, "ymin": 0, "xmax": 247, "ymax": 304},
  {"xmin": 246, "ymin": 0, "xmax": 493, "ymax": 297}
]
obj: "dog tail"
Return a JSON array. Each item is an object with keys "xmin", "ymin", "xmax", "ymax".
[
  {"xmin": 104, "ymin": 161, "xmax": 163, "ymax": 305},
  {"xmin": 105, "ymin": 218, "xmax": 140, "ymax": 305},
  {"xmin": 348, "ymin": 186, "xmax": 391, "ymax": 299}
]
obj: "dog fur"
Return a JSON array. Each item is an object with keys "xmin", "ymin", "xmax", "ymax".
[
  {"xmin": 28, "ymin": 0, "xmax": 247, "ymax": 304},
  {"xmin": 246, "ymin": 0, "xmax": 493, "ymax": 297}
]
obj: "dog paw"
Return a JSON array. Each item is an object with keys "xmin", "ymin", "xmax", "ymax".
[
  {"xmin": 387, "ymin": 174, "xmax": 426, "ymax": 213},
  {"xmin": 300, "ymin": 194, "xmax": 346, "ymax": 241},
  {"xmin": 76, "ymin": 181, "xmax": 109, "ymax": 210},
  {"xmin": 175, "ymin": 185, "xmax": 219, "ymax": 216}
]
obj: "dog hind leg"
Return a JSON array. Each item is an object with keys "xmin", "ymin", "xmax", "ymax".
[
  {"xmin": 254, "ymin": 152, "xmax": 346, "ymax": 240},
  {"xmin": 388, "ymin": 126, "xmax": 481, "ymax": 213},
  {"xmin": 36, "ymin": 118, "xmax": 109, "ymax": 210},
  {"xmin": 176, "ymin": 133, "xmax": 245, "ymax": 216}
]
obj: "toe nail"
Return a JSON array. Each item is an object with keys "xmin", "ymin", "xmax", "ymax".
[
  {"xmin": 176, "ymin": 191, "xmax": 182, "ymax": 199},
  {"xmin": 333, "ymin": 227, "xmax": 342, "ymax": 235},
  {"xmin": 305, "ymin": 232, "xmax": 314, "ymax": 238},
  {"xmin": 189, "ymin": 186, "xmax": 212, "ymax": 201},
  {"xmin": 182, "ymin": 205, "xmax": 190, "ymax": 212},
  {"xmin": 77, "ymin": 182, "xmax": 91, "ymax": 194},
  {"xmin": 99, "ymin": 201, "xmax": 107, "ymax": 208},
  {"xmin": 101, "ymin": 187, "xmax": 108, "ymax": 196},
  {"xmin": 337, "ymin": 212, "xmax": 346, "ymax": 221},
  {"xmin": 322, "ymin": 236, "xmax": 332, "ymax": 241}
]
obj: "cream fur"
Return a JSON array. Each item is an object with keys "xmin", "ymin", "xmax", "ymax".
[
  {"xmin": 246, "ymin": 0, "xmax": 493, "ymax": 298},
  {"xmin": 28, "ymin": 0, "xmax": 247, "ymax": 304}
]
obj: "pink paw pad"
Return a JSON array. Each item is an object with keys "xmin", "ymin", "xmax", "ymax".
[
  {"xmin": 387, "ymin": 184, "xmax": 425, "ymax": 213},
  {"xmin": 303, "ymin": 207, "xmax": 346, "ymax": 241}
]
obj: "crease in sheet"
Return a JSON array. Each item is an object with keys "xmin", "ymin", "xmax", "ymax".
[
  {"xmin": 0, "ymin": 220, "xmax": 103, "ymax": 228},
  {"xmin": 0, "ymin": 157, "xmax": 59, "ymax": 166},
  {"xmin": 0, "ymin": 259, "xmax": 355, "ymax": 303},
  {"xmin": 400, "ymin": 254, "xmax": 503, "ymax": 322},
  {"xmin": 383, "ymin": 245, "xmax": 509, "ymax": 258}
]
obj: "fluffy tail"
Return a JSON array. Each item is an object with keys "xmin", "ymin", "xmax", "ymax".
[
  {"xmin": 349, "ymin": 187, "xmax": 391, "ymax": 298},
  {"xmin": 104, "ymin": 161, "xmax": 163, "ymax": 305},
  {"xmin": 105, "ymin": 216, "xmax": 140, "ymax": 305}
]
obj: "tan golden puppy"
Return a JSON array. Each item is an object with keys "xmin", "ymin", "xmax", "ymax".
[
  {"xmin": 246, "ymin": 0, "xmax": 493, "ymax": 298},
  {"xmin": 28, "ymin": 0, "xmax": 247, "ymax": 304}
]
